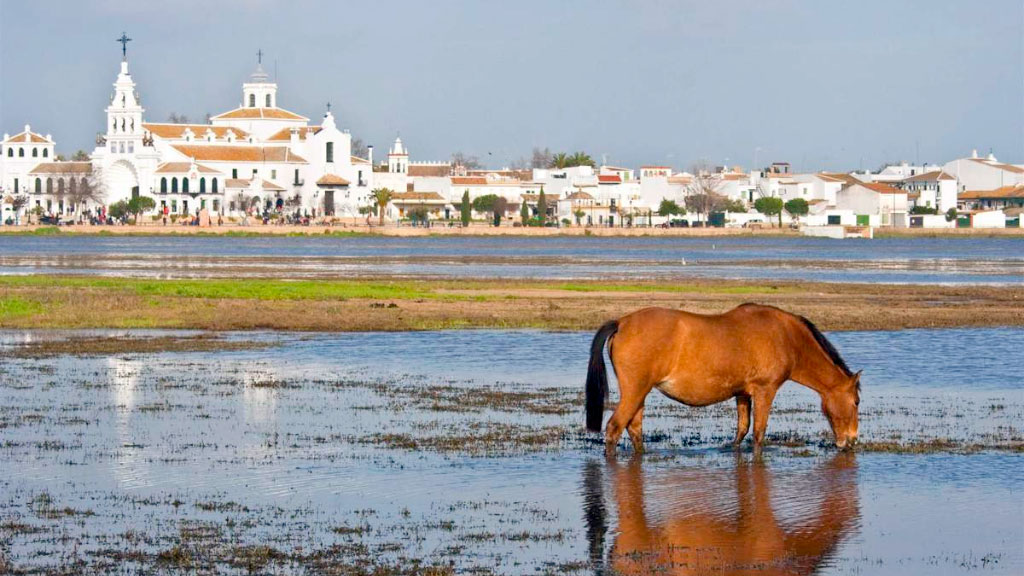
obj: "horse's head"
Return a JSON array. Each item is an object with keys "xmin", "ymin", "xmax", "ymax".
[{"xmin": 822, "ymin": 371, "xmax": 861, "ymax": 449}]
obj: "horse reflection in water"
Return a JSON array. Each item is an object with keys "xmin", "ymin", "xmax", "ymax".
[{"xmin": 583, "ymin": 454, "xmax": 860, "ymax": 575}]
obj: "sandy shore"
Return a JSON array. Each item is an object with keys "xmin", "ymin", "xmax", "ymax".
[
  {"xmin": 1, "ymin": 276, "xmax": 1021, "ymax": 332},
  {"xmin": 7, "ymin": 223, "xmax": 1023, "ymax": 237}
]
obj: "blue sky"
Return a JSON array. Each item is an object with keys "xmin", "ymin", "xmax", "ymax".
[{"xmin": 1, "ymin": 0, "xmax": 1021, "ymax": 171}]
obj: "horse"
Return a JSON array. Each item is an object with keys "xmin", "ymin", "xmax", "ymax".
[
  {"xmin": 583, "ymin": 452, "xmax": 860, "ymax": 575},
  {"xmin": 585, "ymin": 304, "xmax": 860, "ymax": 454}
]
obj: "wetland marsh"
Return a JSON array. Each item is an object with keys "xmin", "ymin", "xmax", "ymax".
[{"xmin": 0, "ymin": 328, "xmax": 1021, "ymax": 574}]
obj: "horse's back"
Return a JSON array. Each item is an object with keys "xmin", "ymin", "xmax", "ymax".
[{"xmin": 612, "ymin": 305, "xmax": 800, "ymax": 397}]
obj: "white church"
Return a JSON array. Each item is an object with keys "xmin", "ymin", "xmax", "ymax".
[{"xmin": 1, "ymin": 40, "xmax": 381, "ymax": 222}]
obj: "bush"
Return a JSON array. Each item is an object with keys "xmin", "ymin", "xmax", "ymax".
[
  {"xmin": 754, "ymin": 197, "xmax": 784, "ymax": 226},
  {"xmin": 658, "ymin": 199, "xmax": 682, "ymax": 216}
]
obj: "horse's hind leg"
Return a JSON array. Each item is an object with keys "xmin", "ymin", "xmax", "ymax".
[
  {"xmin": 734, "ymin": 395, "xmax": 751, "ymax": 446},
  {"xmin": 605, "ymin": 379, "xmax": 648, "ymax": 456},
  {"xmin": 626, "ymin": 405, "xmax": 646, "ymax": 453}
]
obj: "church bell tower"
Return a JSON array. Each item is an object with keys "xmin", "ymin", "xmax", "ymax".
[
  {"xmin": 104, "ymin": 33, "xmax": 145, "ymax": 156},
  {"xmin": 242, "ymin": 49, "xmax": 278, "ymax": 108}
]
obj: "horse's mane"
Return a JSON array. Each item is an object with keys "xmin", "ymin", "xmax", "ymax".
[{"xmin": 799, "ymin": 316, "xmax": 854, "ymax": 378}]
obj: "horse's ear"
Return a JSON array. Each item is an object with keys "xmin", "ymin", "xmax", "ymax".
[{"xmin": 852, "ymin": 370, "xmax": 862, "ymax": 390}]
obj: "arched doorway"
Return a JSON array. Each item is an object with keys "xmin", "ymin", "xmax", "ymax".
[{"xmin": 106, "ymin": 160, "xmax": 139, "ymax": 202}]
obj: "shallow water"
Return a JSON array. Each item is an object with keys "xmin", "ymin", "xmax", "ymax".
[
  {"xmin": 1, "ymin": 235, "xmax": 1022, "ymax": 284},
  {"xmin": 0, "ymin": 328, "xmax": 1021, "ymax": 573}
]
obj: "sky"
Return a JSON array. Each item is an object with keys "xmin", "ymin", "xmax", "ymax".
[{"xmin": 1, "ymin": 0, "xmax": 1021, "ymax": 172}]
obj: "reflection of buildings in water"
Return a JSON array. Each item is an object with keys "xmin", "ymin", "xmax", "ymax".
[
  {"xmin": 109, "ymin": 356, "xmax": 143, "ymax": 485},
  {"xmin": 241, "ymin": 364, "xmax": 282, "ymax": 426},
  {"xmin": 584, "ymin": 454, "xmax": 860, "ymax": 575},
  {"xmin": 110, "ymin": 356, "xmax": 141, "ymax": 415}
]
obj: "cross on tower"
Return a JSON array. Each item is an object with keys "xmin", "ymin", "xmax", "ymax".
[
  {"xmin": 117, "ymin": 32, "xmax": 132, "ymax": 61},
  {"xmin": 326, "ymin": 101, "xmax": 332, "ymax": 112},
  {"xmin": 257, "ymin": 49, "xmax": 263, "ymax": 65}
]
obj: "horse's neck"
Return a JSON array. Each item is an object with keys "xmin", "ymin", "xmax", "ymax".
[{"xmin": 792, "ymin": 338, "xmax": 847, "ymax": 395}]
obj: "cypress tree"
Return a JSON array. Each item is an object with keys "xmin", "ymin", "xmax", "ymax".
[{"xmin": 460, "ymin": 190, "xmax": 471, "ymax": 227}]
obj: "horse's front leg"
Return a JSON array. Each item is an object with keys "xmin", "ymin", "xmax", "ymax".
[
  {"xmin": 752, "ymin": 385, "xmax": 780, "ymax": 450},
  {"xmin": 734, "ymin": 395, "xmax": 751, "ymax": 446}
]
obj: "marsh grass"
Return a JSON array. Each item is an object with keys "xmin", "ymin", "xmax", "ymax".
[
  {"xmin": 0, "ymin": 297, "xmax": 43, "ymax": 320},
  {"xmin": 0, "ymin": 274, "xmax": 1021, "ymax": 332}
]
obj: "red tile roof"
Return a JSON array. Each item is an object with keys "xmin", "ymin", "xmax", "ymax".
[
  {"xmin": 856, "ymin": 182, "xmax": 905, "ymax": 195},
  {"xmin": 316, "ymin": 173, "xmax": 350, "ymax": 186},
  {"xmin": 172, "ymin": 145, "xmax": 308, "ymax": 164},
  {"xmin": 598, "ymin": 174, "xmax": 622, "ymax": 184},
  {"xmin": 212, "ymin": 107, "xmax": 308, "ymax": 121},
  {"xmin": 28, "ymin": 162, "xmax": 92, "ymax": 174},
  {"xmin": 154, "ymin": 162, "xmax": 222, "ymax": 174},
  {"xmin": 451, "ymin": 177, "xmax": 489, "ymax": 186},
  {"xmin": 266, "ymin": 126, "xmax": 321, "ymax": 141},
  {"xmin": 408, "ymin": 164, "xmax": 451, "ymax": 177},
  {"xmin": 959, "ymin": 185, "xmax": 1024, "ymax": 200},
  {"xmin": 392, "ymin": 191, "xmax": 446, "ymax": 202},
  {"xmin": 143, "ymin": 123, "xmax": 249, "ymax": 140},
  {"xmin": 903, "ymin": 170, "xmax": 956, "ymax": 182},
  {"xmin": 4, "ymin": 130, "xmax": 52, "ymax": 144},
  {"xmin": 224, "ymin": 178, "xmax": 286, "ymax": 191}
]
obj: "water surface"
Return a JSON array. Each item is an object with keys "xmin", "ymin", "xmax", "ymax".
[
  {"xmin": 2, "ymin": 235, "xmax": 1021, "ymax": 284},
  {"xmin": 0, "ymin": 328, "xmax": 1020, "ymax": 573}
]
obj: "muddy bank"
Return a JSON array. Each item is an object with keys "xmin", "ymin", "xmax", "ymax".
[
  {"xmin": 0, "ymin": 334, "xmax": 275, "ymax": 358},
  {"xmin": 0, "ymin": 276, "xmax": 1022, "ymax": 332}
]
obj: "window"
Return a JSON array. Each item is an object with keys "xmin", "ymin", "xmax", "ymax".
[
  {"xmin": 326, "ymin": 142, "xmax": 334, "ymax": 163},
  {"xmin": 271, "ymin": 169, "xmax": 277, "ymax": 179},
  {"xmin": 200, "ymin": 177, "xmax": 206, "ymax": 193},
  {"xmin": 42, "ymin": 149, "xmax": 48, "ymax": 158},
  {"xmin": 6, "ymin": 148, "xmax": 11, "ymax": 157},
  {"xmin": 265, "ymin": 94, "xmax": 271, "ymax": 107},
  {"xmin": 172, "ymin": 200, "xmax": 178, "ymax": 212},
  {"xmin": 213, "ymin": 199, "xmax": 220, "ymax": 212},
  {"xmin": 46, "ymin": 178, "xmax": 53, "ymax": 193},
  {"xmin": 32, "ymin": 148, "xmax": 38, "ymax": 158},
  {"xmin": 294, "ymin": 169, "xmax": 299, "ymax": 184},
  {"xmin": 19, "ymin": 148, "xmax": 24, "ymax": 157},
  {"xmin": 70, "ymin": 179, "xmax": 77, "ymax": 193},
  {"xmin": 172, "ymin": 178, "xmax": 179, "ymax": 193},
  {"xmin": 182, "ymin": 178, "xmax": 189, "ymax": 193},
  {"xmin": 161, "ymin": 177, "xmax": 168, "ymax": 193},
  {"xmin": 35, "ymin": 178, "xmax": 41, "ymax": 193},
  {"xmin": 212, "ymin": 179, "xmax": 218, "ymax": 193},
  {"xmin": 232, "ymin": 168, "xmax": 238, "ymax": 179},
  {"xmin": 58, "ymin": 179, "xmax": 65, "ymax": 194},
  {"xmin": 249, "ymin": 94, "xmax": 256, "ymax": 107},
  {"xmin": 252, "ymin": 169, "xmax": 257, "ymax": 176}
]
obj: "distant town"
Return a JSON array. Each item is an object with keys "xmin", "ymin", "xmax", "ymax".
[{"xmin": 1, "ymin": 46, "xmax": 1021, "ymax": 232}]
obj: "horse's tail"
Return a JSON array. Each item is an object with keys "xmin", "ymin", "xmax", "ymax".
[{"xmin": 586, "ymin": 319, "xmax": 619, "ymax": 432}]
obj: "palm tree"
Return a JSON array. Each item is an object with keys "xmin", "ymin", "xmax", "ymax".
[
  {"xmin": 569, "ymin": 151, "xmax": 595, "ymax": 168},
  {"xmin": 549, "ymin": 153, "xmax": 570, "ymax": 169},
  {"xmin": 371, "ymin": 187, "xmax": 394, "ymax": 227}
]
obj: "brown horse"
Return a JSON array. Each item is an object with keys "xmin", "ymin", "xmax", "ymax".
[
  {"xmin": 586, "ymin": 304, "xmax": 860, "ymax": 453},
  {"xmin": 585, "ymin": 453, "xmax": 860, "ymax": 575}
]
